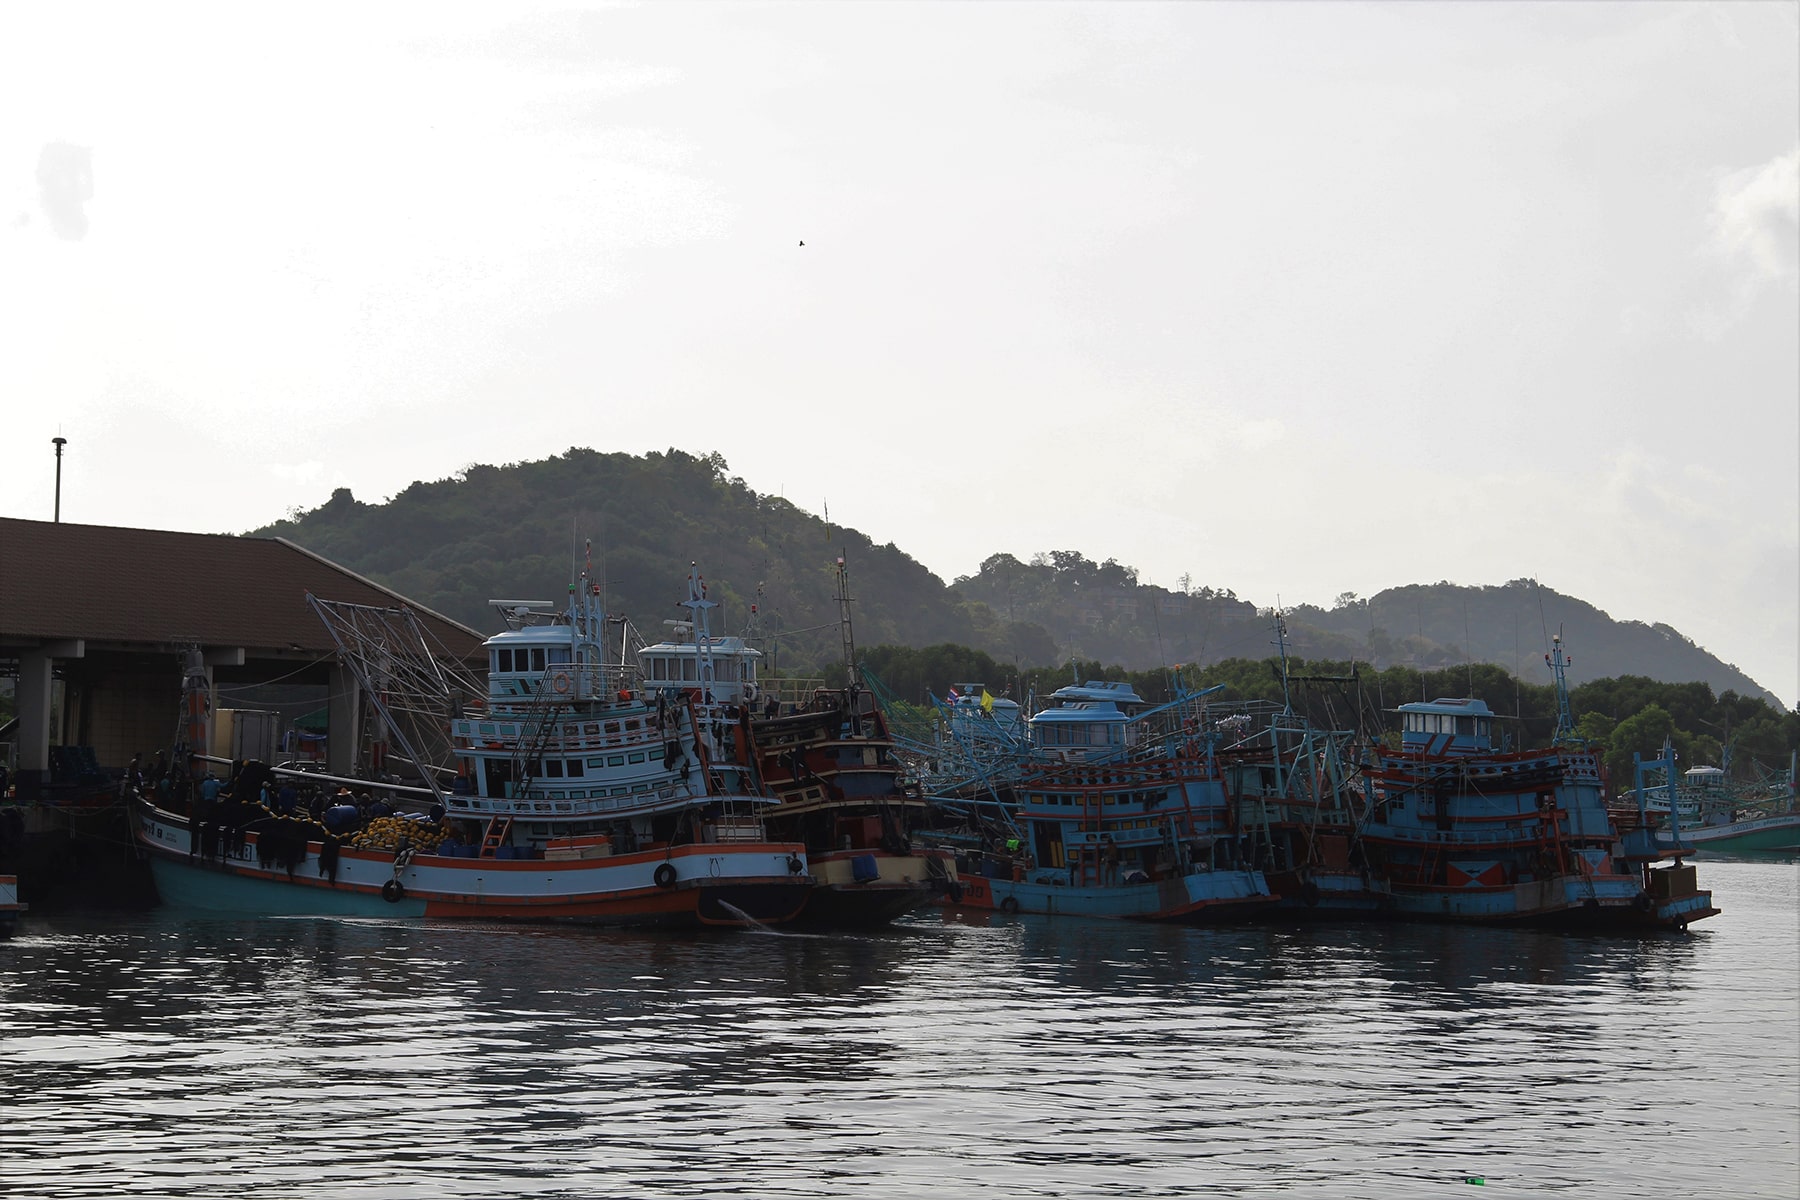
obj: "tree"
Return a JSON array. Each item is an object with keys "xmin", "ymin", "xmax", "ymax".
[{"xmin": 1606, "ymin": 704, "xmax": 1678, "ymax": 786}]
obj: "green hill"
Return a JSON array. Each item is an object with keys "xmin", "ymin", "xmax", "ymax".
[{"xmin": 248, "ymin": 448, "xmax": 1783, "ymax": 708}]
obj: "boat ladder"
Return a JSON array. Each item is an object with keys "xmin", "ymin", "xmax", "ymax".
[{"xmin": 479, "ymin": 816, "xmax": 514, "ymax": 858}]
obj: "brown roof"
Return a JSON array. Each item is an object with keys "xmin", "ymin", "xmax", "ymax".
[{"xmin": 0, "ymin": 517, "xmax": 485, "ymax": 659}]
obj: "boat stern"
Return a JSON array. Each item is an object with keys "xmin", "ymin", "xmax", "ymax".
[{"xmin": 1642, "ymin": 861, "xmax": 1720, "ymax": 930}]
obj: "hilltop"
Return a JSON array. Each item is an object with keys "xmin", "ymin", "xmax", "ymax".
[{"xmin": 247, "ymin": 448, "xmax": 1784, "ymax": 707}]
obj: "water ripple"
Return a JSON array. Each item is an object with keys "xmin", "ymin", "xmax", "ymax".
[{"xmin": 1, "ymin": 861, "xmax": 1795, "ymax": 1198}]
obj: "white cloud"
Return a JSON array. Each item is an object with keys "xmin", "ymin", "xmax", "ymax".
[{"xmin": 1711, "ymin": 145, "xmax": 1800, "ymax": 283}]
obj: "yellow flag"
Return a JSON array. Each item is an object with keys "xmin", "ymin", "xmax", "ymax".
[{"xmin": 980, "ymin": 689, "xmax": 994, "ymax": 713}]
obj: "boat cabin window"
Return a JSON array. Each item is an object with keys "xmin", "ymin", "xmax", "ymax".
[
  {"xmin": 1455, "ymin": 716, "xmax": 1474, "ymax": 735},
  {"xmin": 1040, "ymin": 722, "xmax": 1120, "ymax": 747},
  {"xmin": 549, "ymin": 647, "xmax": 571, "ymax": 665},
  {"xmin": 498, "ymin": 647, "xmax": 551, "ymax": 673}
]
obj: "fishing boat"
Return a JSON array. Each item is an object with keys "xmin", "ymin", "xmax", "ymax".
[
  {"xmin": 135, "ymin": 562, "xmax": 813, "ymax": 927},
  {"xmin": 1214, "ymin": 702, "xmax": 1391, "ymax": 917},
  {"xmin": 747, "ymin": 688, "xmax": 958, "ymax": 925},
  {"xmin": 1643, "ymin": 758, "xmax": 1800, "ymax": 855},
  {"xmin": 0, "ymin": 874, "xmax": 24, "ymax": 937},
  {"xmin": 940, "ymin": 679, "xmax": 1276, "ymax": 922},
  {"xmin": 1357, "ymin": 644, "xmax": 1717, "ymax": 930},
  {"xmin": 635, "ymin": 557, "xmax": 956, "ymax": 926}
]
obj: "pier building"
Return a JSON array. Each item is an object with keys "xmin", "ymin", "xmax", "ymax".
[{"xmin": 0, "ymin": 517, "xmax": 483, "ymax": 801}]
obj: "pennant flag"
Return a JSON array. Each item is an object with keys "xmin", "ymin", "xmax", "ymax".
[{"xmin": 980, "ymin": 689, "xmax": 994, "ymax": 713}]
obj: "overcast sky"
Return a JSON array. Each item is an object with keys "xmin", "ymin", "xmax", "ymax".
[{"xmin": 4, "ymin": 2, "xmax": 1796, "ymax": 706}]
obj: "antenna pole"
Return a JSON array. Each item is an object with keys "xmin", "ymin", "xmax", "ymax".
[
  {"xmin": 835, "ymin": 553, "xmax": 856, "ymax": 675},
  {"xmin": 1273, "ymin": 609, "xmax": 1293, "ymax": 715},
  {"xmin": 52, "ymin": 436, "xmax": 67, "ymax": 522}
]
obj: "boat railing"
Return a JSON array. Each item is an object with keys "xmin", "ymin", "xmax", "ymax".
[
  {"xmin": 528, "ymin": 663, "xmax": 638, "ymax": 699},
  {"xmin": 1364, "ymin": 821, "xmax": 1561, "ymax": 848},
  {"xmin": 447, "ymin": 786, "xmax": 689, "ymax": 819}
]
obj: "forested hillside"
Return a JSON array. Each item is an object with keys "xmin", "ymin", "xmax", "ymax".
[
  {"xmin": 248, "ymin": 447, "xmax": 1784, "ymax": 707},
  {"xmin": 948, "ymin": 556, "xmax": 1778, "ymax": 706},
  {"xmin": 252, "ymin": 449, "xmax": 995, "ymax": 668},
  {"xmin": 1284, "ymin": 584, "xmax": 1773, "ymax": 706}
]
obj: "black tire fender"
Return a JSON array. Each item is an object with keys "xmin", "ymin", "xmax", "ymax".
[
  {"xmin": 786, "ymin": 855, "xmax": 804, "ymax": 875},
  {"xmin": 999, "ymin": 895, "xmax": 1020, "ymax": 914},
  {"xmin": 1301, "ymin": 880, "xmax": 1321, "ymax": 908},
  {"xmin": 654, "ymin": 862, "xmax": 678, "ymax": 889},
  {"xmin": 381, "ymin": 878, "xmax": 405, "ymax": 904}
]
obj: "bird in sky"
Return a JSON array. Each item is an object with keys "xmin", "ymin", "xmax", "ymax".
[{"xmin": 798, "ymin": 240, "xmax": 805, "ymax": 246}]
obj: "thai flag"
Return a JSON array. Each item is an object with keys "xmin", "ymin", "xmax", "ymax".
[{"xmin": 946, "ymin": 687, "xmax": 960, "ymax": 703}]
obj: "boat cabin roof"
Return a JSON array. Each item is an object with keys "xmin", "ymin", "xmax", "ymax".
[
  {"xmin": 484, "ymin": 626, "xmax": 574, "ymax": 648},
  {"xmin": 1396, "ymin": 697, "xmax": 1495, "ymax": 718},
  {"xmin": 1032, "ymin": 702, "xmax": 1129, "ymax": 726},
  {"xmin": 639, "ymin": 636, "xmax": 760, "ymax": 659},
  {"xmin": 1047, "ymin": 680, "xmax": 1144, "ymax": 706}
]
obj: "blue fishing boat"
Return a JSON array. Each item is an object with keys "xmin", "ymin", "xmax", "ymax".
[
  {"xmin": 944, "ymin": 679, "xmax": 1276, "ymax": 922},
  {"xmin": 1214, "ymin": 703, "xmax": 1391, "ymax": 917},
  {"xmin": 1357, "ymin": 641, "xmax": 1718, "ymax": 929}
]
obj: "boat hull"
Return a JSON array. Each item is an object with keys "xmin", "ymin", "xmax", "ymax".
[
  {"xmin": 137, "ymin": 805, "xmax": 812, "ymax": 928},
  {"xmin": 948, "ymin": 867, "xmax": 1275, "ymax": 922},
  {"xmin": 790, "ymin": 850, "xmax": 948, "ymax": 928},
  {"xmin": 1382, "ymin": 871, "xmax": 1716, "ymax": 931},
  {"xmin": 1263, "ymin": 868, "xmax": 1393, "ymax": 918},
  {"xmin": 1655, "ymin": 814, "xmax": 1800, "ymax": 854}
]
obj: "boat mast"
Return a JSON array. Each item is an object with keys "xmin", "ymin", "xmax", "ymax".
[
  {"xmin": 682, "ymin": 562, "xmax": 719, "ymax": 708},
  {"xmin": 1546, "ymin": 632, "xmax": 1575, "ymax": 741},
  {"xmin": 571, "ymin": 538, "xmax": 608, "ymax": 694},
  {"xmin": 835, "ymin": 553, "xmax": 857, "ymax": 677},
  {"xmin": 1272, "ymin": 609, "xmax": 1293, "ymax": 715}
]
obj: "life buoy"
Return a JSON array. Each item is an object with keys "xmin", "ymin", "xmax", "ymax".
[
  {"xmin": 552, "ymin": 672, "xmax": 572, "ymax": 694},
  {"xmin": 654, "ymin": 862, "xmax": 678, "ymax": 889},
  {"xmin": 785, "ymin": 855, "xmax": 804, "ymax": 875},
  {"xmin": 999, "ymin": 895, "xmax": 1020, "ymax": 914},
  {"xmin": 381, "ymin": 878, "xmax": 405, "ymax": 903}
]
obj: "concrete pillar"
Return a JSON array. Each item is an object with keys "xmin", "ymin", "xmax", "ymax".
[
  {"xmin": 15, "ymin": 650, "xmax": 54, "ymax": 774},
  {"xmin": 327, "ymin": 663, "xmax": 361, "ymax": 776}
]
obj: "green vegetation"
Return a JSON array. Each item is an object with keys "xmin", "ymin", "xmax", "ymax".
[{"xmin": 250, "ymin": 446, "xmax": 1785, "ymax": 709}]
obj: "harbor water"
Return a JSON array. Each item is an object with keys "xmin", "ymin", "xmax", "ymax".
[{"xmin": 2, "ymin": 859, "xmax": 1795, "ymax": 1199}]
